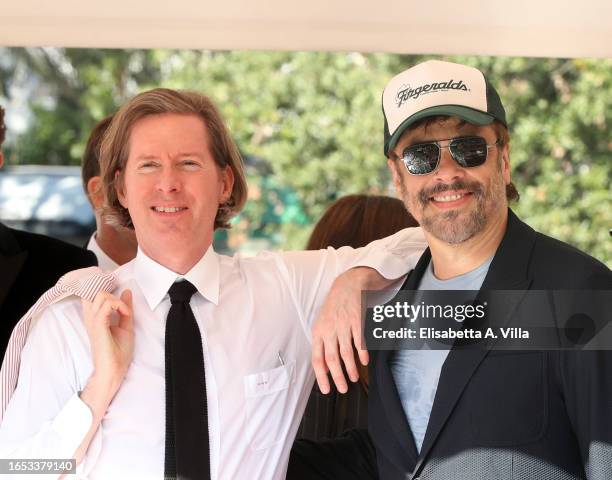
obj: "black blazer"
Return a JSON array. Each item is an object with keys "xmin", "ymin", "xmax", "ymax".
[
  {"xmin": 0, "ymin": 223, "xmax": 97, "ymax": 358},
  {"xmin": 370, "ymin": 210, "xmax": 612, "ymax": 480}
]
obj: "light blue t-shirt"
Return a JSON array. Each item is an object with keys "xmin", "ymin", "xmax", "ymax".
[{"xmin": 389, "ymin": 256, "xmax": 493, "ymax": 452}]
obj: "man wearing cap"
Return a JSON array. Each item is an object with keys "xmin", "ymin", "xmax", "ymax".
[
  {"xmin": 363, "ymin": 60, "xmax": 611, "ymax": 479},
  {"xmin": 285, "ymin": 59, "xmax": 611, "ymax": 479}
]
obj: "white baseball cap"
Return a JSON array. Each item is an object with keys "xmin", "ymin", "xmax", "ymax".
[{"xmin": 383, "ymin": 60, "xmax": 507, "ymax": 156}]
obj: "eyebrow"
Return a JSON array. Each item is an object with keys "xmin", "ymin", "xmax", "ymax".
[
  {"xmin": 134, "ymin": 154, "xmax": 159, "ymax": 161},
  {"xmin": 406, "ymin": 126, "xmax": 482, "ymax": 146},
  {"xmin": 133, "ymin": 152, "xmax": 205, "ymax": 161},
  {"xmin": 175, "ymin": 152, "xmax": 205, "ymax": 158}
]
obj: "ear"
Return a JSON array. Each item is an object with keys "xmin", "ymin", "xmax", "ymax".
[
  {"xmin": 387, "ymin": 158, "xmax": 404, "ymax": 195},
  {"xmin": 219, "ymin": 165, "xmax": 234, "ymax": 204},
  {"xmin": 86, "ymin": 176, "xmax": 104, "ymax": 209},
  {"xmin": 500, "ymin": 144, "xmax": 511, "ymax": 185},
  {"xmin": 115, "ymin": 170, "xmax": 128, "ymax": 208}
]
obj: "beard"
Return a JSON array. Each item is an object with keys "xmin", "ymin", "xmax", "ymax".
[{"xmin": 400, "ymin": 175, "xmax": 506, "ymax": 245}]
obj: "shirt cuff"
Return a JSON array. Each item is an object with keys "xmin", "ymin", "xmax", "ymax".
[{"xmin": 50, "ymin": 393, "xmax": 93, "ymax": 453}]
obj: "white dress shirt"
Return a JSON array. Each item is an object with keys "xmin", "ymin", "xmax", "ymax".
[
  {"xmin": 0, "ymin": 227, "xmax": 426, "ymax": 479},
  {"xmin": 86, "ymin": 234, "xmax": 119, "ymax": 272}
]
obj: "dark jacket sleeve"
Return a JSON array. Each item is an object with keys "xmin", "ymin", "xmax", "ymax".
[
  {"xmin": 0, "ymin": 229, "xmax": 97, "ymax": 357},
  {"xmin": 559, "ymin": 349, "xmax": 612, "ymax": 479},
  {"xmin": 287, "ymin": 429, "xmax": 378, "ymax": 480},
  {"xmin": 557, "ymin": 265, "xmax": 612, "ymax": 479}
]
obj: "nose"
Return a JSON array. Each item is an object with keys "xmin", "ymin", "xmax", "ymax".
[
  {"xmin": 156, "ymin": 165, "xmax": 181, "ymax": 194},
  {"xmin": 433, "ymin": 147, "xmax": 465, "ymax": 184}
]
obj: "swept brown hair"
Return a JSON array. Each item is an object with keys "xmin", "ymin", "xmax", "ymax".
[{"xmin": 100, "ymin": 88, "xmax": 248, "ymax": 229}]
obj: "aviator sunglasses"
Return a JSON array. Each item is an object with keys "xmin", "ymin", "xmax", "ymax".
[{"xmin": 401, "ymin": 136, "xmax": 500, "ymax": 175}]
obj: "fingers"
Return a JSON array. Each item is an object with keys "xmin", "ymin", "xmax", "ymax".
[
  {"xmin": 120, "ymin": 289, "xmax": 132, "ymax": 306},
  {"xmin": 352, "ymin": 322, "xmax": 370, "ymax": 367},
  {"xmin": 338, "ymin": 330, "xmax": 359, "ymax": 383},
  {"xmin": 311, "ymin": 271, "xmax": 370, "ymax": 394},
  {"xmin": 117, "ymin": 289, "xmax": 133, "ymax": 329},
  {"xmin": 312, "ymin": 336, "xmax": 331, "ymax": 395},
  {"xmin": 357, "ymin": 348, "xmax": 370, "ymax": 368},
  {"xmin": 83, "ymin": 291, "xmax": 132, "ymax": 328},
  {"xmin": 324, "ymin": 336, "xmax": 348, "ymax": 394},
  {"xmin": 313, "ymin": 334, "xmax": 352, "ymax": 394},
  {"xmin": 335, "ymin": 303, "xmax": 364, "ymax": 384},
  {"xmin": 92, "ymin": 290, "xmax": 113, "ymax": 313},
  {"xmin": 98, "ymin": 298, "xmax": 125, "ymax": 324},
  {"xmin": 111, "ymin": 289, "xmax": 134, "ymax": 334}
]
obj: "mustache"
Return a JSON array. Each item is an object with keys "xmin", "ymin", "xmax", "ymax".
[{"xmin": 417, "ymin": 180, "xmax": 484, "ymax": 206}]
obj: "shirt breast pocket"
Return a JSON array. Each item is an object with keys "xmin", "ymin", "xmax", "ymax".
[{"xmin": 243, "ymin": 360, "xmax": 296, "ymax": 451}]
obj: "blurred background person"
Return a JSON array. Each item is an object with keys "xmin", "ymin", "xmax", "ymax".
[
  {"xmin": 297, "ymin": 194, "xmax": 418, "ymax": 440},
  {"xmin": 0, "ymin": 105, "xmax": 96, "ymax": 358},
  {"xmin": 81, "ymin": 114, "xmax": 137, "ymax": 270}
]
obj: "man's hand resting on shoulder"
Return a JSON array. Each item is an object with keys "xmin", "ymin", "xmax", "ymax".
[{"xmin": 312, "ymin": 267, "xmax": 402, "ymax": 394}]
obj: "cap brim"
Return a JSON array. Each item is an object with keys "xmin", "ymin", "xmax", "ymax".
[{"xmin": 386, "ymin": 105, "xmax": 495, "ymax": 156}]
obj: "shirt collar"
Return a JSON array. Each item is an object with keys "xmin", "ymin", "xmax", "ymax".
[{"xmin": 133, "ymin": 245, "xmax": 220, "ymax": 310}]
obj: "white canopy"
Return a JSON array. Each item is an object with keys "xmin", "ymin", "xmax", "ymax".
[{"xmin": 1, "ymin": 0, "xmax": 611, "ymax": 58}]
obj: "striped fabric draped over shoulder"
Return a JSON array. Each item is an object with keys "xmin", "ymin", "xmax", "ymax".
[{"xmin": 0, "ymin": 267, "xmax": 116, "ymax": 421}]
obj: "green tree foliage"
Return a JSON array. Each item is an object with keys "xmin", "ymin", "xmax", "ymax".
[
  {"xmin": 0, "ymin": 48, "xmax": 609, "ymax": 264},
  {"xmin": 155, "ymin": 50, "xmax": 405, "ymax": 248},
  {"xmin": 0, "ymin": 48, "xmax": 160, "ymax": 165},
  {"xmin": 438, "ymin": 56, "xmax": 612, "ymax": 265}
]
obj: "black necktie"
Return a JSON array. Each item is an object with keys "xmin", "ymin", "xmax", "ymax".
[{"xmin": 164, "ymin": 280, "xmax": 211, "ymax": 480}]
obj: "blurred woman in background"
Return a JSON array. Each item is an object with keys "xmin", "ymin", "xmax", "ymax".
[{"xmin": 297, "ymin": 194, "xmax": 418, "ymax": 440}]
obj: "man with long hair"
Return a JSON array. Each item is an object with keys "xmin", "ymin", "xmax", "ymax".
[{"xmin": 0, "ymin": 89, "xmax": 426, "ymax": 479}]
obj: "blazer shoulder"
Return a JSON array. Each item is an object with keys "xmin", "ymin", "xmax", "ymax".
[
  {"xmin": 531, "ymin": 231, "xmax": 611, "ymax": 287},
  {"xmin": 11, "ymin": 228, "xmax": 97, "ymax": 269}
]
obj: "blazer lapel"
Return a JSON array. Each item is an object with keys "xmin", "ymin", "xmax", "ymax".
[
  {"xmin": 372, "ymin": 248, "xmax": 431, "ymax": 472},
  {"xmin": 0, "ymin": 224, "xmax": 28, "ymax": 309},
  {"xmin": 412, "ymin": 210, "xmax": 536, "ymax": 477}
]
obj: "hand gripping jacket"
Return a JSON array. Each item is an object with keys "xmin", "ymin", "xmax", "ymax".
[{"xmin": 0, "ymin": 267, "xmax": 116, "ymax": 421}]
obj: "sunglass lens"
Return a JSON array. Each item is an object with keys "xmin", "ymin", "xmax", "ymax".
[
  {"xmin": 450, "ymin": 137, "xmax": 488, "ymax": 167},
  {"xmin": 403, "ymin": 143, "xmax": 439, "ymax": 175}
]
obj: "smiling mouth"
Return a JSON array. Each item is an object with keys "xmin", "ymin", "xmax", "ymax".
[
  {"xmin": 431, "ymin": 192, "xmax": 470, "ymax": 203},
  {"xmin": 152, "ymin": 206, "xmax": 188, "ymax": 213},
  {"xmin": 419, "ymin": 180, "xmax": 482, "ymax": 208}
]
